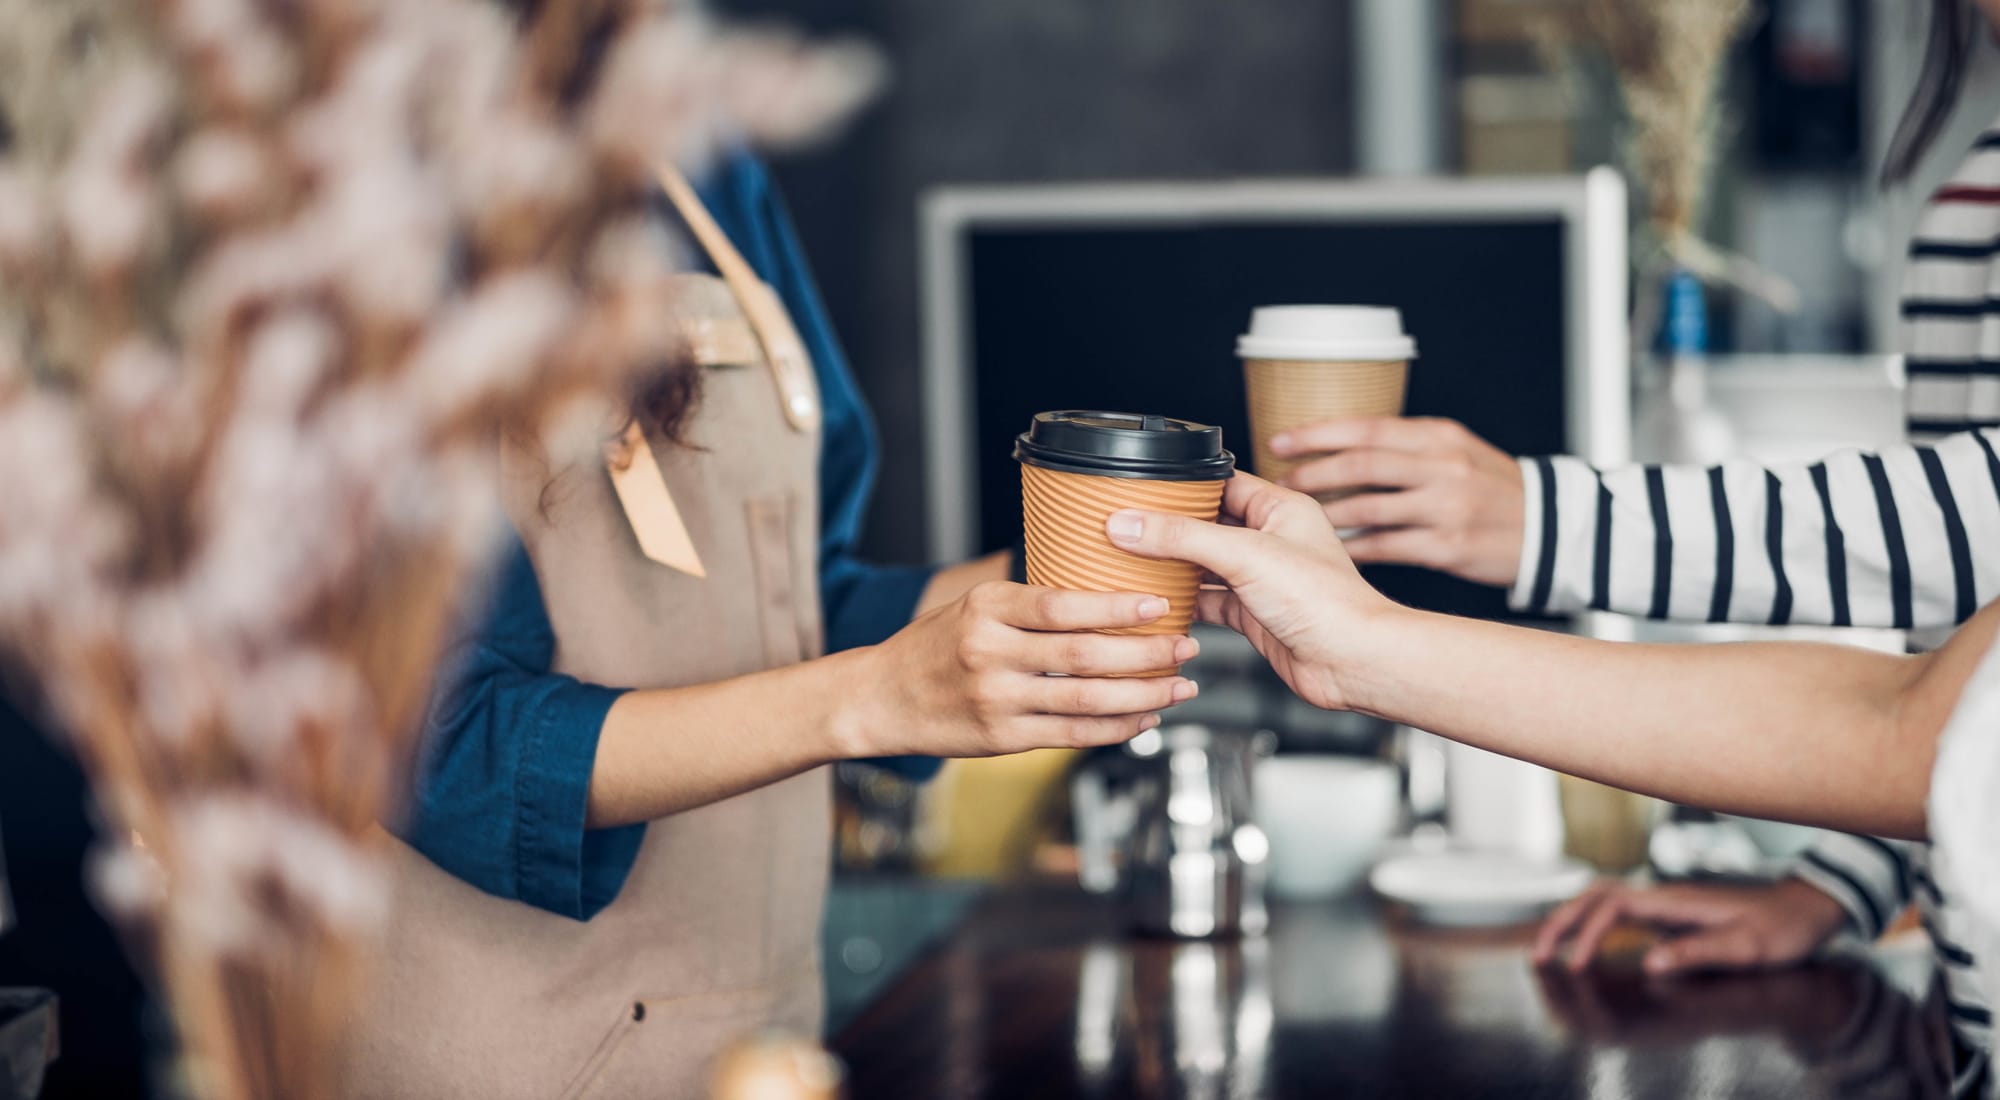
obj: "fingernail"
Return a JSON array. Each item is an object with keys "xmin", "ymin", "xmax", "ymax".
[
  {"xmin": 1171, "ymin": 679, "xmax": 1198, "ymax": 703},
  {"xmin": 1136, "ymin": 596, "xmax": 1168, "ymax": 619},
  {"xmin": 1270, "ymin": 432, "xmax": 1293, "ymax": 453},
  {"xmin": 1106, "ymin": 511, "xmax": 1144, "ymax": 543},
  {"xmin": 1174, "ymin": 636, "xmax": 1200, "ymax": 662},
  {"xmin": 1140, "ymin": 713, "xmax": 1163, "ymax": 731}
]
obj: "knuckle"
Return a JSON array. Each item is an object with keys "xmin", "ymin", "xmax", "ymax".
[
  {"xmin": 1033, "ymin": 588, "xmax": 1062, "ymax": 625},
  {"xmin": 962, "ymin": 675, "xmax": 990, "ymax": 710},
  {"xmin": 1065, "ymin": 681, "xmax": 1095, "ymax": 713},
  {"xmin": 975, "ymin": 722, "xmax": 1012, "ymax": 756},
  {"xmin": 969, "ymin": 580, "xmax": 1008, "ymax": 613},
  {"xmin": 968, "ymin": 673, "xmax": 1006, "ymax": 713},
  {"xmin": 954, "ymin": 626, "xmax": 991, "ymax": 668},
  {"xmin": 1067, "ymin": 722, "xmax": 1100, "ymax": 751},
  {"xmin": 1434, "ymin": 528, "xmax": 1468, "ymax": 565}
]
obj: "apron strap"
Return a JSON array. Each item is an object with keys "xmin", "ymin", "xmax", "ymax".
[{"xmin": 656, "ymin": 163, "xmax": 821, "ymax": 434}]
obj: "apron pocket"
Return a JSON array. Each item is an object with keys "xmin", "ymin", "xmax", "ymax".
[
  {"xmin": 555, "ymin": 1000, "xmax": 646, "ymax": 1100},
  {"xmin": 560, "ymin": 987, "xmax": 794, "ymax": 1100},
  {"xmin": 745, "ymin": 493, "xmax": 808, "ymax": 669}
]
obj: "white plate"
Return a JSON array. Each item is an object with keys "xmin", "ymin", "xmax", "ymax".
[{"xmin": 1369, "ymin": 850, "xmax": 1595, "ymax": 928}]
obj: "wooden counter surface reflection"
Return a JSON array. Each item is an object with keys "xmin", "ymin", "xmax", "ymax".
[{"xmin": 831, "ymin": 887, "xmax": 1954, "ymax": 1099}]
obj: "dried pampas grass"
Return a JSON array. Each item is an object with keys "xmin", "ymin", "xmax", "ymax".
[
  {"xmin": 0, "ymin": 2, "xmax": 881, "ymax": 1099},
  {"xmin": 1540, "ymin": 0, "xmax": 1755, "ymax": 245}
]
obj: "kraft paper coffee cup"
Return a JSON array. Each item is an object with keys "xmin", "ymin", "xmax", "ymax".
[
  {"xmin": 1237, "ymin": 306, "xmax": 1416, "ymax": 488},
  {"xmin": 1015, "ymin": 411, "xmax": 1234, "ymax": 676}
]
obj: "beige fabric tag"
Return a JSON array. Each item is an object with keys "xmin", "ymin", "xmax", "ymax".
[
  {"xmin": 678, "ymin": 312, "xmax": 762, "ymax": 369},
  {"xmin": 606, "ymin": 421, "xmax": 706, "ymax": 577}
]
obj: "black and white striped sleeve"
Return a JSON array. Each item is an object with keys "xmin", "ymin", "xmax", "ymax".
[
  {"xmin": 1787, "ymin": 832, "xmax": 1917, "ymax": 939},
  {"xmin": 1509, "ymin": 429, "xmax": 2000, "ymax": 629}
]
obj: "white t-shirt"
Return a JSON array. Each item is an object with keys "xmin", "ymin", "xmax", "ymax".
[{"xmin": 1932, "ymin": 637, "xmax": 2000, "ymax": 1096}]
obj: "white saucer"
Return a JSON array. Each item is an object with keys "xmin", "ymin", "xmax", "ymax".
[{"xmin": 1369, "ymin": 850, "xmax": 1594, "ymax": 928}]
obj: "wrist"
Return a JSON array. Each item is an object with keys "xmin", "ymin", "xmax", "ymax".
[
  {"xmin": 1324, "ymin": 601, "xmax": 1429, "ymax": 717},
  {"xmin": 1502, "ymin": 456, "xmax": 1538, "ymax": 601},
  {"xmin": 822, "ymin": 646, "xmax": 891, "ymax": 760},
  {"xmin": 1776, "ymin": 874, "xmax": 1853, "ymax": 938}
]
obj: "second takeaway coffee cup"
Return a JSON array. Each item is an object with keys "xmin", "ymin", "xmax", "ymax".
[
  {"xmin": 1015, "ymin": 412, "xmax": 1235, "ymax": 674},
  {"xmin": 1237, "ymin": 306, "xmax": 1417, "ymax": 487}
]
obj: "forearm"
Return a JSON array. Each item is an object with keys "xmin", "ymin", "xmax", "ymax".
[
  {"xmin": 1110, "ymin": 472, "xmax": 2000, "ymax": 845},
  {"xmin": 586, "ymin": 647, "xmax": 875, "ymax": 827},
  {"xmin": 589, "ymin": 577, "xmax": 1192, "ymax": 828},
  {"xmin": 1344, "ymin": 609, "xmax": 1935, "ymax": 837}
]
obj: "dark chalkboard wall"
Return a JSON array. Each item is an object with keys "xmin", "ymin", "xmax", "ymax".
[
  {"xmin": 964, "ymin": 219, "xmax": 1569, "ymax": 622},
  {"xmin": 716, "ymin": 0, "xmax": 1358, "ymax": 563}
]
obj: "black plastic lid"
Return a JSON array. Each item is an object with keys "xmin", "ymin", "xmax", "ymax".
[{"xmin": 1013, "ymin": 411, "xmax": 1235, "ymax": 481}]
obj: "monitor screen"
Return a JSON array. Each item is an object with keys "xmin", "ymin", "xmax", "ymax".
[{"xmin": 956, "ymin": 217, "xmax": 1574, "ymax": 622}]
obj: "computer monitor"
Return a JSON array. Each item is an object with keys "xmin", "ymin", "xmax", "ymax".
[{"xmin": 919, "ymin": 172, "xmax": 1630, "ymax": 623}]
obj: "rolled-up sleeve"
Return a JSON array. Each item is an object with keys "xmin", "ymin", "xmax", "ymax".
[{"xmin": 397, "ymin": 539, "xmax": 643, "ymax": 921}]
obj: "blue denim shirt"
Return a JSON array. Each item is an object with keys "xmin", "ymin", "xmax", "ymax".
[{"xmin": 398, "ymin": 151, "xmax": 941, "ymax": 920}]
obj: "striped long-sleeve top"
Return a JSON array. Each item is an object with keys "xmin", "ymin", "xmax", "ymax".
[{"xmin": 1505, "ymin": 123, "xmax": 2000, "ymax": 1088}]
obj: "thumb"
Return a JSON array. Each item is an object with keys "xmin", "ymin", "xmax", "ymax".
[
  {"xmin": 1644, "ymin": 926, "xmax": 1762, "ymax": 976},
  {"xmin": 1106, "ymin": 509, "xmax": 1265, "ymax": 584}
]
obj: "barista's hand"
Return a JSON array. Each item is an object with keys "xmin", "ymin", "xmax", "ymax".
[
  {"xmin": 1269, "ymin": 417, "xmax": 1524, "ymax": 589},
  {"xmin": 1533, "ymin": 877, "xmax": 1849, "ymax": 975},
  {"xmin": 1104, "ymin": 473, "xmax": 1397, "ymax": 712},
  {"xmin": 857, "ymin": 581, "xmax": 1198, "ymax": 758}
]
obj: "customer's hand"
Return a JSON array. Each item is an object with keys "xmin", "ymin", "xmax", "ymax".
[
  {"xmin": 1268, "ymin": 417, "xmax": 1524, "ymax": 589},
  {"xmin": 1533, "ymin": 877, "xmax": 1850, "ymax": 976},
  {"xmin": 858, "ymin": 581, "xmax": 1199, "ymax": 757},
  {"xmin": 1104, "ymin": 473, "xmax": 1397, "ymax": 712}
]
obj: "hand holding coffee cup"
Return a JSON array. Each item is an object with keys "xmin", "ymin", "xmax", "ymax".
[
  {"xmin": 1015, "ymin": 411, "xmax": 1235, "ymax": 677},
  {"xmin": 1265, "ymin": 415, "xmax": 1527, "ymax": 589},
  {"xmin": 1238, "ymin": 306, "xmax": 1416, "ymax": 493}
]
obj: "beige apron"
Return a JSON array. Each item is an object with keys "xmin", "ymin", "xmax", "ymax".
[{"xmin": 346, "ymin": 189, "xmax": 831, "ymax": 1100}]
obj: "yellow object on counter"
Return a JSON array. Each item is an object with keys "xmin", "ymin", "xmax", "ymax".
[
  {"xmin": 710, "ymin": 1036, "xmax": 842, "ymax": 1100},
  {"xmin": 916, "ymin": 748, "xmax": 1077, "ymax": 880},
  {"xmin": 1558, "ymin": 774, "xmax": 1658, "ymax": 873}
]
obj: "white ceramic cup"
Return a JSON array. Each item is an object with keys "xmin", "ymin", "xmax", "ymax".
[{"xmin": 1255, "ymin": 755, "xmax": 1401, "ymax": 899}]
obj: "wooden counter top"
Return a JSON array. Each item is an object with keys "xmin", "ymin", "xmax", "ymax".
[{"xmin": 831, "ymin": 886, "xmax": 1954, "ymax": 1098}]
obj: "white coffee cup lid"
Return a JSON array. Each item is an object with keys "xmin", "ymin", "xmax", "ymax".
[{"xmin": 1236, "ymin": 305, "xmax": 1417, "ymax": 361}]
